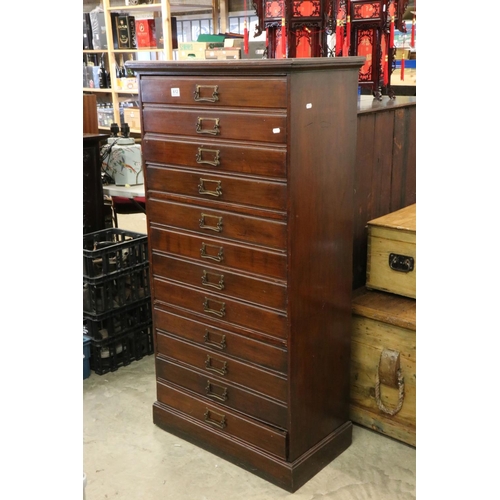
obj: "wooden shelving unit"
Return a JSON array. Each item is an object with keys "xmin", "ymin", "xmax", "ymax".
[{"xmin": 83, "ymin": 0, "xmax": 216, "ymax": 133}]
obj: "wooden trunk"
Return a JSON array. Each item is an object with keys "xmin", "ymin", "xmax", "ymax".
[
  {"xmin": 366, "ymin": 203, "xmax": 416, "ymax": 299},
  {"xmin": 350, "ymin": 287, "xmax": 416, "ymax": 446},
  {"xmin": 128, "ymin": 58, "xmax": 365, "ymax": 492}
]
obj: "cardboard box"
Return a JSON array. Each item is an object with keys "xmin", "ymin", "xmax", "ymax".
[
  {"xmin": 395, "ymin": 48, "xmax": 411, "ymax": 61},
  {"xmin": 178, "ymin": 42, "xmax": 208, "ymax": 60},
  {"xmin": 121, "ymin": 77, "xmax": 138, "ymax": 90},
  {"xmin": 197, "ymin": 34, "xmax": 225, "ymax": 49},
  {"xmin": 205, "ymin": 48, "xmax": 241, "ymax": 60},
  {"xmin": 223, "ymin": 39, "xmax": 265, "ymax": 59},
  {"xmin": 136, "ymin": 19, "xmax": 157, "ymax": 48},
  {"xmin": 123, "ymin": 107, "xmax": 141, "ymax": 131}
]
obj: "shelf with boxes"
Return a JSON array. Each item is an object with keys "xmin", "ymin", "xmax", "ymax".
[{"xmin": 83, "ymin": 0, "xmax": 185, "ymax": 133}]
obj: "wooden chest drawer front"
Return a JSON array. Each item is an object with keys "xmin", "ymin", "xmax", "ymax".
[
  {"xmin": 150, "ymin": 227, "xmax": 287, "ymax": 281},
  {"xmin": 154, "ymin": 279, "xmax": 288, "ymax": 340},
  {"xmin": 156, "ymin": 356, "xmax": 288, "ymax": 429},
  {"xmin": 152, "ymin": 253, "xmax": 287, "ymax": 312},
  {"xmin": 140, "ymin": 76, "xmax": 287, "ymax": 109},
  {"xmin": 146, "ymin": 165, "xmax": 287, "ymax": 212},
  {"xmin": 148, "ymin": 199, "xmax": 287, "ymax": 251},
  {"xmin": 153, "ymin": 307, "xmax": 288, "ymax": 373},
  {"xmin": 157, "ymin": 380, "xmax": 288, "ymax": 459},
  {"xmin": 143, "ymin": 137, "xmax": 287, "ymax": 179},
  {"xmin": 143, "ymin": 107, "xmax": 287, "ymax": 145},
  {"xmin": 156, "ymin": 331, "xmax": 287, "ymax": 402}
]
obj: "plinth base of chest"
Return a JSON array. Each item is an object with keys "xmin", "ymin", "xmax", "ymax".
[{"xmin": 153, "ymin": 401, "xmax": 352, "ymax": 493}]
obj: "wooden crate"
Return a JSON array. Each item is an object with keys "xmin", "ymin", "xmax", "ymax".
[
  {"xmin": 366, "ymin": 203, "xmax": 416, "ymax": 298},
  {"xmin": 350, "ymin": 287, "xmax": 416, "ymax": 446}
]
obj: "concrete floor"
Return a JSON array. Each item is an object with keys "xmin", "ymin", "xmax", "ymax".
[
  {"xmin": 83, "ymin": 213, "xmax": 416, "ymax": 499},
  {"xmin": 83, "ymin": 355, "xmax": 416, "ymax": 500}
]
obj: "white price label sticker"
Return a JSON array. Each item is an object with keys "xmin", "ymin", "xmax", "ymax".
[
  {"xmin": 306, "ymin": 103, "xmax": 312, "ymax": 109},
  {"xmin": 273, "ymin": 128, "xmax": 281, "ymax": 134},
  {"xmin": 171, "ymin": 88, "xmax": 180, "ymax": 97}
]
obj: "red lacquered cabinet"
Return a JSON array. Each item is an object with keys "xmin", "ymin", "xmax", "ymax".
[{"xmin": 127, "ymin": 58, "xmax": 364, "ymax": 492}]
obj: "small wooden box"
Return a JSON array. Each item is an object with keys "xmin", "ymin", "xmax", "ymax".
[
  {"xmin": 350, "ymin": 287, "xmax": 416, "ymax": 446},
  {"xmin": 366, "ymin": 203, "xmax": 416, "ymax": 299}
]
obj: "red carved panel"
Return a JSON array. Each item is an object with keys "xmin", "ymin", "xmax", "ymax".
[
  {"xmin": 292, "ymin": 0, "xmax": 321, "ymax": 17},
  {"xmin": 295, "ymin": 29, "xmax": 312, "ymax": 57},
  {"xmin": 353, "ymin": 2, "xmax": 381, "ymax": 20},
  {"xmin": 357, "ymin": 28, "xmax": 375, "ymax": 81},
  {"xmin": 266, "ymin": 0, "xmax": 284, "ymax": 18}
]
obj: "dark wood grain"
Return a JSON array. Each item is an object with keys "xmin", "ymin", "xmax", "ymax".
[{"xmin": 132, "ymin": 58, "xmax": 364, "ymax": 492}]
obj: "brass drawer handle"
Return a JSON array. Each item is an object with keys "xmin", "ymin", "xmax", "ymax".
[
  {"xmin": 205, "ymin": 380, "xmax": 228, "ymax": 402},
  {"xmin": 196, "ymin": 117, "xmax": 220, "ymax": 135},
  {"xmin": 205, "ymin": 355, "xmax": 228, "ymax": 375},
  {"xmin": 204, "ymin": 329, "xmax": 226, "ymax": 350},
  {"xmin": 200, "ymin": 243, "xmax": 224, "ymax": 262},
  {"xmin": 199, "ymin": 213, "xmax": 223, "ymax": 232},
  {"xmin": 203, "ymin": 297, "xmax": 226, "ymax": 318},
  {"xmin": 204, "ymin": 408, "xmax": 226, "ymax": 429},
  {"xmin": 194, "ymin": 84, "xmax": 219, "ymax": 102},
  {"xmin": 196, "ymin": 147, "xmax": 220, "ymax": 167},
  {"xmin": 198, "ymin": 178, "xmax": 222, "ymax": 198},
  {"xmin": 201, "ymin": 270, "xmax": 225, "ymax": 290}
]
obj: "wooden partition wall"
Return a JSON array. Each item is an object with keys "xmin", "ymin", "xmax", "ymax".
[{"xmin": 353, "ymin": 96, "xmax": 416, "ymax": 290}]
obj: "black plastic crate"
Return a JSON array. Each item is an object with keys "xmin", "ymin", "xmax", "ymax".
[
  {"xmin": 83, "ymin": 298, "xmax": 152, "ymax": 340},
  {"xmin": 133, "ymin": 323, "xmax": 155, "ymax": 359},
  {"xmin": 90, "ymin": 322, "xmax": 154, "ymax": 375},
  {"xmin": 83, "ymin": 264, "xmax": 150, "ymax": 315},
  {"xmin": 83, "ymin": 228, "xmax": 148, "ymax": 280}
]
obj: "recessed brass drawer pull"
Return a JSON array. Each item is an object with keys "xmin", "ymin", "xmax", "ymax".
[
  {"xmin": 205, "ymin": 380, "xmax": 228, "ymax": 402},
  {"xmin": 196, "ymin": 147, "xmax": 220, "ymax": 167},
  {"xmin": 199, "ymin": 213, "xmax": 223, "ymax": 232},
  {"xmin": 196, "ymin": 117, "xmax": 220, "ymax": 135},
  {"xmin": 205, "ymin": 355, "xmax": 228, "ymax": 375},
  {"xmin": 198, "ymin": 178, "xmax": 222, "ymax": 197},
  {"xmin": 194, "ymin": 84, "xmax": 219, "ymax": 102},
  {"xmin": 204, "ymin": 408, "xmax": 226, "ymax": 429},
  {"xmin": 201, "ymin": 270, "xmax": 225, "ymax": 290},
  {"xmin": 203, "ymin": 297, "xmax": 226, "ymax": 318},
  {"xmin": 200, "ymin": 243, "xmax": 224, "ymax": 262},
  {"xmin": 203, "ymin": 329, "xmax": 226, "ymax": 350}
]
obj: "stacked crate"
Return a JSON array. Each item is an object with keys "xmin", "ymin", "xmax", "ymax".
[
  {"xmin": 349, "ymin": 204, "xmax": 416, "ymax": 446},
  {"xmin": 83, "ymin": 228, "xmax": 153, "ymax": 375}
]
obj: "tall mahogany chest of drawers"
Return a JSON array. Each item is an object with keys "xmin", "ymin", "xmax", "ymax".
[{"xmin": 127, "ymin": 58, "xmax": 364, "ymax": 492}]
